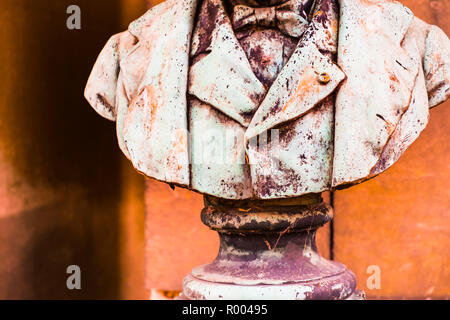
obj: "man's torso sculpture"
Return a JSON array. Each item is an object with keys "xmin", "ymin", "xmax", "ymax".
[{"xmin": 85, "ymin": 0, "xmax": 449, "ymax": 200}]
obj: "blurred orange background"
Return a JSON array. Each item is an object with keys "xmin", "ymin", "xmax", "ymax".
[{"xmin": 0, "ymin": 0, "xmax": 448, "ymax": 299}]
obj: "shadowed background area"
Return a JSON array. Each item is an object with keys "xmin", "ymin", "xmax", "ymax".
[
  {"xmin": 0, "ymin": 0, "xmax": 448, "ymax": 299},
  {"xmin": 0, "ymin": 0, "xmax": 147, "ymax": 299}
]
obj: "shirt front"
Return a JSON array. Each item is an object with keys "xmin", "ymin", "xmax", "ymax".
[{"xmin": 230, "ymin": 0, "xmax": 315, "ymax": 88}]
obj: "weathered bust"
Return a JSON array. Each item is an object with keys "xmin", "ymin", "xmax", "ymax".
[
  {"xmin": 85, "ymin": 0, "xmax": 449, "ymax": 299},
  {"xmin": 85, "ymin": 0, "xmax": 449, "ymax": 199}
]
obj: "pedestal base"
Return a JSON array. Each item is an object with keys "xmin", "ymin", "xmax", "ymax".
[{"xmin": 182, "ymin": 194, "xmax": 363, "ymax": 300}]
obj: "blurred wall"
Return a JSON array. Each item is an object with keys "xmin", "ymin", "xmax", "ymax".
[
  {"xmin": 0, "ymin": 0, "xmax": 147, "ymax": 299},
  {"xmin": 116, "ymin": 0, "xmax": 148, "ymax": 301}
]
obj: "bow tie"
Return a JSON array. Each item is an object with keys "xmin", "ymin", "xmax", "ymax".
[{"xmin": 231, "ymin": 0, "xmax": 310, "ymax": 38}]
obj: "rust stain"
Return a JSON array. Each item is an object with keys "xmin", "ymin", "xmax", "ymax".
[
  {"xmin": 389, "ymin": 72, "xmax": 399, "ymax": 83},
  {"xmin": 282, "ymin": 69, "xmax": 318, "ymax": 112},
  {"xmin": 159, "ymin": 289, "xmax": 181, "ymax": 299},
  {"xmin": 263, "ymin": 238, "xmax": 272, "ymax": 250}
]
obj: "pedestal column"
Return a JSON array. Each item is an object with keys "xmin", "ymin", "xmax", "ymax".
[{"xmin": 182, "ymin": 194, "xmax": 363, "ymax": 300}]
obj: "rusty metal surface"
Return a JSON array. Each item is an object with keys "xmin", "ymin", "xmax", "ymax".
[
  {"xmin": 182, "ymin": 196, "xmax": 359, "ymax": 300},
  {"xmin": 85, "ymin": 0, "xmax": 449, "ymax": 200}
]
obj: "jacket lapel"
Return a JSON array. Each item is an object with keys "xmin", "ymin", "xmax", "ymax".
[
  {"xmin": 332, "ymin": 0, "xmax": 419, "ymax": 187},
  {"xmin": 188, "ymin": 0, "xmax": 267, "ymax": 127},
  {"xmin": 245, "ymin": 0, "xmax": 345, "ymax": 141}
]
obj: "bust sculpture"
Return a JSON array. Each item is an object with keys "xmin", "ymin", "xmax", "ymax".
[{"xmin": 85, "ymin": 0, "xmax": 449, "ymax": 299}]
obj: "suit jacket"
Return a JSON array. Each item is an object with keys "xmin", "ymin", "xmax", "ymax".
[{"xmin": 85, "ymin": 0, "xmax": 450, "ymax": 199}]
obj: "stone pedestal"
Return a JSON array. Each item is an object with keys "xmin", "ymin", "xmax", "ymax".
[{"xmin": 182, "ymin": 194, "xmax": 364, "ymax": 300}]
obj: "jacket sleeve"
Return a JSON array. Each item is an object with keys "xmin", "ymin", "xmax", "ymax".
[
  {"xmin": 84, "ymin": 31, "xmax": 137, "ymax": 121},
  {"xmin": 422, "ymin": 24, "xmax": 450, "ymax": 108}
]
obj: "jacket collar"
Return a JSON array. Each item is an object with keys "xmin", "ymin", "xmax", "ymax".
[
  {"xmin": 188, "ymin": 0, "xmax": 267, "ymax": 127},
  {"xmin": 246, "ymin": 0, "xmax": 344, "ymax": 140},
  {"xmin": 188, "ymin": 0, "xmax": 344, "ymax": 131}
]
